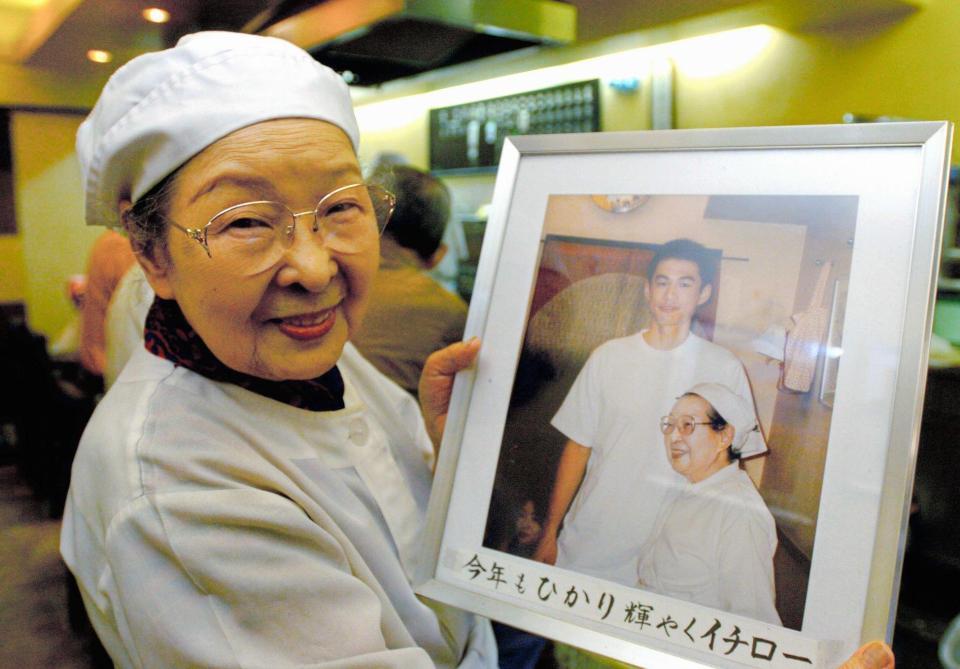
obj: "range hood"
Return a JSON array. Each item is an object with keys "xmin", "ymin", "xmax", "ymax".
[{"xmin": 256, "ymin": 0, "xmax": 576, "ymax": 86}]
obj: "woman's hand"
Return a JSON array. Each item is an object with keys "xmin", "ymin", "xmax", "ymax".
[
  {"xmin": 839, "ymin": 641, "xmax": 894, "ymax": 669},
  {"xmin": 419, "ymin": 338, "xmax": 481, "ymax": 452}
]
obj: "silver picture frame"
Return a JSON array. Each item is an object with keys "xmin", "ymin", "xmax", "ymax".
[{"xmin": 415, "ymin": 122, "xmax": 952, "ymax": 668}]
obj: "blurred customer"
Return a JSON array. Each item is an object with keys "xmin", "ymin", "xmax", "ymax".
[
  {"xmin": 352, "ymin": 165, "xmax": 467, "ymax": 396},
  {"xmin": 79, "ymin": 229, "xmax": 135, "ymax": 377},
  {"xmin": 48, "ymin": 275, "xmax": 87, "ymax": 362},
  {"xmin": 103, "ymin": 263, "xmax": 152, "ymax": 388}
]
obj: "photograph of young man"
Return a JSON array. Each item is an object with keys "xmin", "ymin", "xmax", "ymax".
[{"xmin": 532, "ymin": 238, "xmax": 767, "ymax": 586}]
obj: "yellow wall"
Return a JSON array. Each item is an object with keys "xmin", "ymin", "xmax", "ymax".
[
  {"xmin": 354, "ymin": 0, "xmax": 960, "ymax": 163},
  {"xmin": 11, "ymin": 111, "xmax": 96, "ymax": 340},
  {"xmin": 0, "ymin": 235, "xmax": 26, "ymax": 302},
  {"xmin": 0, "ymin": 55, "xmax": 103, "ymax": 335},
  {"xmin": 0, "ymin": 61, "xmax": 104, "ymax": 109},
  {"xmin": 675, "ymin": 5, "xmax": 960, "ymax": 134}
]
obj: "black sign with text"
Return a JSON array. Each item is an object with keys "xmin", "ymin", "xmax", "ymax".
[{"xmin": 429, "ymin": 79, "xmax": 599, "ymax": 173}]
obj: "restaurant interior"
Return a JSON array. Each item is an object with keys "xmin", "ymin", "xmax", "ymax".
[{"xmin": 1, "ymin": 1, "xmax": 958, "ymax": 667}]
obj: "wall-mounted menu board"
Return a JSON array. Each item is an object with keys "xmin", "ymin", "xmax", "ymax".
[{"xmin": 429, "ymin": 79, "xmax": 599, "ymax": 173}]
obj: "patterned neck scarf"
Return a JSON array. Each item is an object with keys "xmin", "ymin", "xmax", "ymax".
[{"xmin": 143, "ymin": 296, "xmax": 345, "ymax": 411}]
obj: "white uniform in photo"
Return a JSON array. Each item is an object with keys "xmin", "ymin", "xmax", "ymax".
[
  {"xmin": 61, "ymin": 344, "xmax": 496, "ymax": 668},
  {"xmin": 637, "ymin": 463, "xmax": 781, "ymax": 625},
  {"xmin": 551, "ymin": 330, "xmax": 761, "ymax": 585}
]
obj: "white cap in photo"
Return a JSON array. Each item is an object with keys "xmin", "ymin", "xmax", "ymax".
[{"xmin": 685, "ymin": 382, "xmax": 768, "ymax": 458}]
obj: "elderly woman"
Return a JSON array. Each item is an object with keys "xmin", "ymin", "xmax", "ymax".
[
  {"xmin": 637, "ymin": 382, "xmax": 781, "ymax": 625},
  {"xmin": 60, "ymin": 31, "xmax": 493, "ymax": 667}
]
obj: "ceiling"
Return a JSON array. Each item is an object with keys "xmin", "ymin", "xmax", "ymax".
[
  {"xmin": 1, "ymin": 0, "xmax": 921, "ymax": 82},
  {"xmin": 1, "ymin": 0, "xmax": 765, "ymax": 76}
]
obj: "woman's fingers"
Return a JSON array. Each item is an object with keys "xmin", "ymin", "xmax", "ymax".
[
  {"xmin": 419, "ymin": 337, "xmax": 481, "ymax": 449},
  {"xmin": 839, "ymin": 641, "xmax": 894, "ymax": 669}
]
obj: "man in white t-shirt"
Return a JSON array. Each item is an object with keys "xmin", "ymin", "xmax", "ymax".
[{"xmin": 532, "ymin": 238, "xmax": 767, "ymax": 585}]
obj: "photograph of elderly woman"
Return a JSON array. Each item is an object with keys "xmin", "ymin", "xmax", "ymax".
[{"xmin": 482, "ymin": 193, "xmax": 859, "ymax": 631}]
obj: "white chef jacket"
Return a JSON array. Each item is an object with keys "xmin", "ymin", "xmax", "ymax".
[
  {"xmin": 551, "ymin": 331, "xmax": 762, "ymax": 585},
  {"xmin": 61, "ymin": 344, "xmax": 496, "ymax": 668},
  {"xmin": 637, "ymin": 464, "xmax": 781, "ymax": 625}
]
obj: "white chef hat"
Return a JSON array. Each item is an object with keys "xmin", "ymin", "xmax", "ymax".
[
  {"xmin": 684, "ymin": 382, "xmax": 768, "ymax": 458},
  {"xmin": 76, "ymin": 30, "xmax": 359, "ymax": 229}
]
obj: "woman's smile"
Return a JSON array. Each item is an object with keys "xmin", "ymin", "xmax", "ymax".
[
  {"xmin": 273, "ymin": 308, "xmax": 338, "ymax": 341},
  {"xmin": 669, "ymin": 441, "xmax": 691, "ymax": 468},
  {"xmin": 662, "ymin": 395, "xmax": 729, "ymax": 483}
]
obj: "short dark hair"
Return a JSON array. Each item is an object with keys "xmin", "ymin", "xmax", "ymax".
[
  {"xmin": 647, "ymin": 238, "xmax": 716, "ymax": 288},
  {"xmin": 371, "ymin": 165, "xmax": 451, "ymax": 262},
  {"xmin": 124, "ymin": 168, "xmax": 181, "ymax": 264}
]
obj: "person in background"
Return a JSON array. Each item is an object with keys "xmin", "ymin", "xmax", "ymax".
[
  {"xmin": 638, "ymin": 382, "xmax": 780, "ymax": 625},
  {"xmin": 510, "ymin": 499, "xmax": 544, "ymax": 556},
  {"xmin": 78, "ymin": 228, "xmax": 135, "ymax": 377},
  {"xmin": 351, "ymin": 164, "xmax": 468, "ymax": 397},
  {"xmin": 102, "ymin": 262, "xmax": 152, "ymax": 387},
  {"xmin": 493, "ymin": 498, "xmax": 551, "ymax": 669},
  {"xmin": 47, "ymin": 275, "xmax": 87, "ymax": 362}
]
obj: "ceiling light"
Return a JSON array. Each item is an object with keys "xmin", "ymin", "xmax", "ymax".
[
  {"xmin": 142, "ymin": 7, "xmax": 171, "ymax": 24},
  {"xmin": 667, "ymin": 25, "xmax": 775, "ymax": 78},
  {"xmin": 86, "ymin": 49, "xmax": 113, "ymax": 64}
]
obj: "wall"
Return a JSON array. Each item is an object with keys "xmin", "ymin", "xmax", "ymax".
[
  {"xmin": 11, "ymin": 111, "xmax": 96, "ymax": 340},
  {"xmin": 0, "ymin": 61, "xmax": 104, "ymax": 110},
  {"xmin": 0, "ymin": 235, "xmax": 26, "ymax": 303},
  {"xmin": 758, "ymin": 214, "xmax": 857, "ymax": 558},
  {"xmin": 354, "ymin": 0, "xmax": 960, "ymax": 169},
  {"xmin": 675, "ymin": 5, "xmax": 959, "ymax": 134},
  {"xmin": 0, "ymin": 54, "xmax": 102, "ymax": 334}
]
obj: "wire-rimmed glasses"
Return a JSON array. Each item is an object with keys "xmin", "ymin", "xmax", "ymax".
[
  {"xmin": 168, "ymin": 183, "xmax": 396, "ymax": 276},
  {"xmin": 659, "ymin": 415, "xmax": 713, "ymax": 436}
]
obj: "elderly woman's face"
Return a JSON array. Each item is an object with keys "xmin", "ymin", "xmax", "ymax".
[
  {"xmin": 662, "ymin": 394, "xmax": 730, "ymax": 483},
  {"xmin": 144, "ymin": 118, "xmax": 378, "ymax": 381}
]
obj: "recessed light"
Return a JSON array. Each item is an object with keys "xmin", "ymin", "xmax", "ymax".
[
  {"xmin": 142, "ymin": 7, "xmax": 170, "ymax": 24},
  {"xmin": 86, "ymin": 49, "xmax": 113, "ymax": 64}
]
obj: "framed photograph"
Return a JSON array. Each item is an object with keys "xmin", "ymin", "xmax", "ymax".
[{"xmin": 416, "ymin": 122, "xmax": 952, "ymax": 668}]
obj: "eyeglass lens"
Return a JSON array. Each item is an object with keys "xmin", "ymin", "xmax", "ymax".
[
  {"xmin": 203, "ymin": 184, "xmax": 394, "ymax": 275},
  {"xmin": 660, "ymin": 415, "xmax": 702, "ymax": 436}
]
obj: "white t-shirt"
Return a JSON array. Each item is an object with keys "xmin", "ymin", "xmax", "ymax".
[
  {"xmin": 637, "ymin": 464, "xmax": 781, "ymax": 625},
  {"xmin": 61, "ymin": 344, "xmax": 496, "ymax": 668},
  {"xmin": 551, "ymin": 331, "xmax": 761, "ymax": 585}
]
